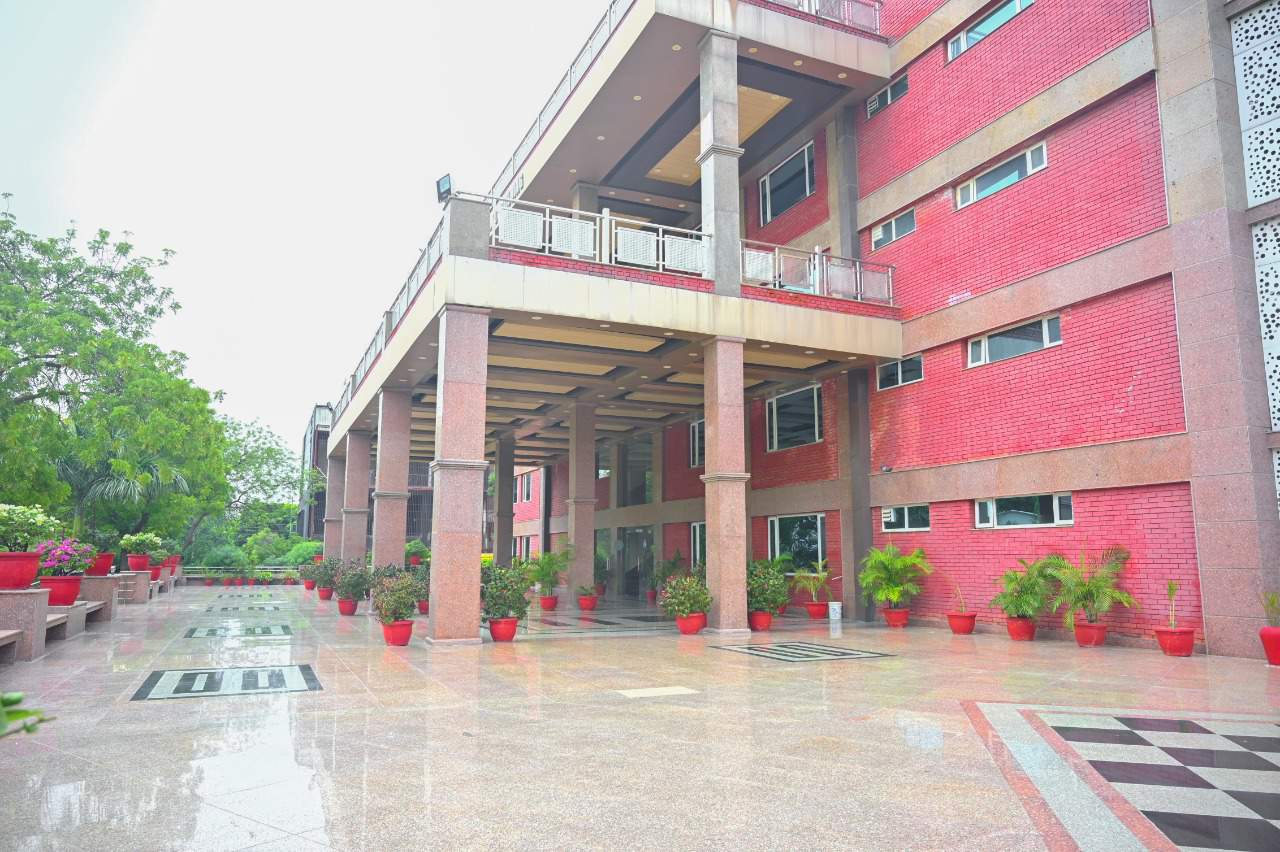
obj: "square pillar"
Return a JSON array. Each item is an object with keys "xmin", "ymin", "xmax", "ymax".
[
  {"xmin": 340, "ymin": 431, "xmax": 372, "ymax": 565},
  {"xmin": 427, "ymin": 305, "xmax": 490, "ymax": 644},
  {"xmin": 0, "ymin": 589, "xmax": 50, "ymax": 661},
  {"xmin": 698, "ymin": 29, "xmax": 743, "ymax": 296},
  {"xmin": 566, "ymin": 403, "xmax": 597, "ymax": 593},
  {"xmin": 700, "ymin": 336, "xmax": 750, "ymax": 632},
  {"xmin": 494, "ymin": 436, "xmax": 515, "ymax": 567},
  {"xmin": 372, "ymin": 390, "xmax": 412, "ymax": 569},
  {"xmin": 79, "ymin": 575, "xmax": 122, "ymax": 622},
  {"xmin": 322, "ymin": 454, "xmax": 346, "ymax": 560}
]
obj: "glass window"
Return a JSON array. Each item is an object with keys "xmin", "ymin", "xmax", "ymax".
[
  {"xmin": 968, "ymin": 316, "xmax": 1061, "ymax": 366},
  {"xmin": 690, "ymin": 420, "xmax": 705, "ymax": 468},
  {"xmin": 956, "ymin": 143, "xmax": 1046, "ymax": 208},
  {"xmin": 871, "ymin": 208, "xmax": 916, "ymax": 250},
  {"xmin": 866, "ymin": 74, "xmax": 909, "ymax": 118},
  {"xmin": 766, "ymin": 385, "xmax": 823, "ymax": 451},
  {"xmin": 691, "ymin": 521, "xmax": 707, "ymax": 566},
  {"xmin": 760, "ymin": 143, "xmax": 816, "ymax": 225},
  {"xmin": 523, "ymin": 473, "xmax": 532, "ymax": 502},
  {"xmin": 948, "ymin": 0, "xmax": 1034, "ymax": 60},
  {"xmin": 768, "ymin": 513, "xmax": 825, "ymax": 571},
  {"xmin": 974, "ymin": 493, "xmax": 1073, "ymax": 528},
  {"xmin": 596, "ymin": 446, "xmax": 611, "ymax": 480},
  {"xmin": 882, "ymin": 504, "xmax": 930, "ymax": 532},
  {"xmin": 877, "ymin": 354, "xmax": 924, "ymax": 390}
]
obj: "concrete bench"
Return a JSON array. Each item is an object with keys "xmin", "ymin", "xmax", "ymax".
[
  {"xmin": 0, "ymin": 588, "xmax": 50, "ymax": 661},
  {"xmin": 48, "ymin": 602, "xmax": 86, "ymax": 639},
  {"xmin": 79, "ymin": 575, "xmax": 121, "ymax": 621},
  {"xmin": 45, "ymin": 611, "xmax": 68, "ymax": 642},
  {"xmin": 0, "ymin": 628, "xmax": 19, "ymax": 665},
  {"xmin": 120, "ymin": 571, "xmax": 151, "ymax": 605}
]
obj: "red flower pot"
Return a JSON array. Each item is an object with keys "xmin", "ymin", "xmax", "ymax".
[
  {"xmin": 285, "ymin": 578, "xmax": 296, "ymax": 585},
  {"xmin": 489, "ymin": 617, "xmax": 518, "ymax": 641},
  {"xmin": 303, "ymin": 579, "xmax": 317, "ymax": 590},
  {"xmin": 338, "ymin": 598, "xmax": 358, "ymax": 616},
  {"xmin": 148, "ymin": 566, "xmax": 162, "ymax": 582},
  {"xmin": 748, "ymin": 610, "xmax": 773, "ymax": 632},
  {"xmin": 539, "ymin": 595, "xmax": 558, "ymax": 612},
  {"xmin": 234, "ymin": 578, "xmax": 244, "ymax": 586},
  {"xmin": 1006, "ymin": 617, "xmax": 1037, "ymax": 641},
  {"xmin": 776, "ymin": 603, "xmax": 787, "ymax": 615},
  {"xmin": 1261, "ymin": 626, "xmax": 1280, "ymax": 666},
  {"xmin": 409, "ymin": 555, "xmax": 422, "ymax": 566},
  {"xmin": 594, "ymin": 583, "xmax": 606, "ymax": 597},
  {"xmin": 382, "ymin": 620, "xmax": 414, "ymax": 646},
  {"xmin": 803, "ymin": 601, "xmax": 829, "ymax": 619},
  {"xmin": 317, "ymin": 586, "xmax": 334, "ymax": 600},
  {"xmin": 675, "ymin": 613, "xmax": 704, "ymax": 635},
  {"xmin": 881, "ymin": 607, "xmax": 910, "ymax": 628},
  {"xmin": 312, "ymin": 554, "xmax": 323, "ymax": 564},
  {"xmin": 1074, "ymin": 623, "xmax": 1108, "ymax": 647},
  {"xmin": 947, "ymin": 612, "xmax": 977, "ymax": 634},
  {"xmin": 221, "ymin": 577, "xmax": 233, "ymax": 586},
  {"xmin": 204, "ymin": 578, "xmax": 213, "ymax": 586},
  {"xmin": 247, "ymin": 578, "xmax": 256, "ymax": 586},
  {"xmin": 38, "ymin": 576, "xmax": 82, "ymax": 606},
  {"xmin": 417, "ymin": 599, "xmax": 430, "ymax": 615},
  {"xmin": 0, "ymin": 552, "xmax": 40, "ymax": 589},
  {"xmin": 87, "ymin": 553, "xmax": 114, "ymax": 576},
  {"xmin": 1154, "ymin": 626, "xmax": 1195, "ymax": 657},
  {"xmin": 645, "ymin": 589, "xmax": 657, "ymax": 605},
  {"xmin": 126, "ymin": 554, "xmax": 150, "ymax": 573},
  {"xmin": 577, "ymin": 595, "xmax": 598, "ymax": 611}
]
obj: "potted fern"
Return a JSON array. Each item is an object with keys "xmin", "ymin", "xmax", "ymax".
[
  {"xmin": 859, "ymin": 545, "xmax": 932, "ymax": 627},
  {"xmin": 1154, "ymin": 580, "xmax": 1195, "ymax": 656},
  {"xmin": 661, "ymin": 574, "xmax": 713, "ymax": 634},
  {"xmin": 335, "ymin": 563, "xmax": 372, "ymax": 615},
  {"xmin": 945, "ymin": 574, "xmax": 976, "ymax": 634},
  {"xmin": 746, "ymin": 558, "xmax": 789, "ymax": 631},
  {"xmin": 483, "ymin": 560, "xmax": 530, "ymax": 641},
  {"xmin": 791, "ymin": 562, "xmax": 831, "ymax": 619},
  {"xmin": 990, "ymin": 559, "xmax": 1054, "ymax": 641},
  {"xmin": 1043, "ymin": 547, "xmax": 1136, "ymax": 647},
  {"xmin": 526, "ymin": 548, "xmax": 570, "ymax": 611},
  {"xmin": 1262, "ymin": 592, "xmax": 1280, "ymax": 666},
  {"xmin": 373, "ymin": 574, "xmax": 418, "ymax": 645}
]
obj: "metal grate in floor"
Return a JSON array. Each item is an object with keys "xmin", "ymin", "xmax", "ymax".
[{"xmin": 715, "ymin": 641, "xmax": 891, "ymax": 663}]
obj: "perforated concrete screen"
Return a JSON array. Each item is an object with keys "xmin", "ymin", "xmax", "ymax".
[{"xmin": 1233, "ymin": 0, "xmax": 1280, "ymax": 206}]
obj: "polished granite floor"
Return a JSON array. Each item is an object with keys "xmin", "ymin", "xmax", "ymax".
[{"xmin": 2, "ymin": 584, "xmax": 1277, "ymax": 851}]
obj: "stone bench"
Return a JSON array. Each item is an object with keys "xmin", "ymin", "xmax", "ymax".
[
  {"xmin": 0, "ymin": 628, "xmax": 19, "ymax": 665},
  {"xmin": 45, "ymin": 611, "xmax": 68, "ymax": 642},
  {"xmin": 48, "ymin": 602, "xmax": 87, "ymax": 639},
  {"xmin": 120, "ymin": 571, "xmax": 152, "ymax": 605},
  {"xmin": 0, "ymin": 588, "xmax": 50, "ymax": 661},
  {"xmin": 79, "ymin": 575, "xmax": 122, "ymax": 621}
]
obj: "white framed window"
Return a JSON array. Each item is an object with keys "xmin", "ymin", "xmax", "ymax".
[
  {"xmin": 956, "ymin": 142, "xmax": 1046, "ymax": 208},
  {"xmin": 765, "ymin": 385, "xmax": 823, "ymax": 452},
  {"xmin": 760, "ymin": 142, "xmax": 816, "ymax": 226},
  {"xmin": 948, "ymin": 0, "xmax": 1035, "ymax": 60},
  {"xmin": 767, "ymin": 512, "xmax": 826, "ymax": 571},
  {"xmin": 871, "ymin": 208, "xmax": 916, "ymax": 251},
  {"xmin": 968, "ymin": 315, "xmax": 1060, "ymax": 367},
  {"xmin": 866, "ymin": 75, "xmax": 909, "ymax": 118},
  {"xmin": 523, "ymin": 473, "xmax": 533, "ymax": 502},
  {"xmin": 690, "ymin": 419, "xmax": 705, "ymax": 468},
  {"xmin": 974, "ymin": 493, "xmax": 1073, "ymax": 528},
  {"xmin": 877, "ymin": 354, "xmax": 924, "ymax": 390},
  {"xmin": 691, "ymin": 521, "xmax": 707, "ymax": 566},
  {"xmin": 512, "ymin": 474, "xmax": 520, "ymax": 504},
  {"xmin": 881, "ymin": 504, "xmax": 931, "ymax": 532}
]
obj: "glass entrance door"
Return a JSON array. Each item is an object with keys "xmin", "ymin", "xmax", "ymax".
[{"xmin": 617, "ymin": 525, "xmax": 654, "ymax": 600}]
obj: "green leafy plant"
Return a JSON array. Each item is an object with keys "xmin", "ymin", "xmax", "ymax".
[
  {"xmin": 335, "ymin": 562, "xmax": 372, "ymax": 600},
  {"xmin": 372, "ymin": 574, "xmax": 418, "ymax": 624},
  {"xmin": 858, "ymin": 545, "xmax": 932, "ymax": 610},
  {"xmin": 526, "ymin": 548, "xmax": 571, "ymax": 595},
  {"xmin": 0, "ymin": 505, "xmax": 62, "ymax": 552},
  {"xmin": 483, "ymin": 561, "xmax": 531, "ymax": 620},
  {"xmin": 256, "ymin": 570, "xmax": 273, "ymax": 584},
  {"xmin": 411, "ymin": 561, "xmax": 430, "ymax": 600},
  {"xmin": 1043, "ymin": 547, "xmax": 1136, "ymax": 630},
  {"xmin": 404, "ymin": 539, "xmax": 430, "ymax": 563},
  {"xmin": 990, "ymin": 559, "xmax": 1055, "ymax": 619},
  {"xmin": 206, "ymin": 543, "xmax": 248, "ymax": 568},
  {"xmin": 1164, "ymin": 580, "xmax": 1180, "ymax": 628},
  {"xmin": 1263, "ymin": 592, "xmax": 1280, "ymax": 628},
  {"xmin": 791, "ymin": 562, "xmax": 831, "ymax": 603},
  {"xmin": 660, "ymin": 574, "xmax": 712, "ymax": 618},
  {"xmin": 35, "ymin": 538, "xmax": 94, "ymax": 576},
  {"xmin": 1, "ymin": 692, "xmax": 52, "ymax": 739},
  {"xmin": 119, "ymin": 532, "xmax": 164, "ymax": 560},
  {"xmin": 313, "ymin": 557, "xmax": 339, "ymax": 589},
  {"xmin": 282, "ymin": 569, "xmax": 299, "ymax": 582},
  {"xmin": 283, "ymin": 540, "xmax": 323, "ymax": 566},
  {"xmin": 747, "ymin": 558, "xmax": 790, "ymax": 613},
  {"xmin": 652, "ymin": 550, "xmax": 687, "ymax": 591},
  {"xmin": 575, "ymin": 584, "xmax": 596, "ymax": 597},
  {"xmin": 593, "ymin": 546, "xmax": 608, "ymax": 586}
]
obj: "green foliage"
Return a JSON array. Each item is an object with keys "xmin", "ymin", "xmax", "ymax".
[
  {"xmin": 243, "ymin": 528, "xmax": 292, "ymax": 567},
  {"xmin": 1043, "ymin": 547, "xmax": 1136, "ymax": 630},
  {"xmin": 404, "ymin": 539, "xmax": 430, "ymax": 560},
  {"xmin": 282, "ymin": 569, "xmax": 299, "ymax": 582},
  {"xmin": 652, "ymin": 550, "xmax": 687, "ymax": 591},
  {"xmin": 119, "ymin": 531, "xmax": 163, "ymax": 558},
  {"xmin": 594, "ymin": 546, "xmax": 608, "ymax": 585},
  {"xmin": 313, "ymin": 557, "xmax": 340, "ymax": 588},
  {"xmin": 256, "ymin": 570, "xmax": 272, "ymax": 583},
  {"xmin": 747, "ymin": 558, "xmax": 790, "ymax": 613},
  {"xmin": 990, "ymin": 559, "xmax": 1055, "ymax": 619},
  {"xmin": 335, "ymin": 562, "xmax": 372, "ymax": 600},
  {"xmin": 411, "ymin": 561, "xmax": 430, "ymax": 600},
  {"xmin": 0, "ymin": 504, "xmax": 62, "ymax": 551},
  {"xmin": 482, "ymin": 561, "xmax": 531, "ymax": 620},
  {"xmin": 526, "ymin": 548, "xmax": 571, "ymax": 594},
  {"xmin": 660, "ymin": 575, "xmax": 712, "ymax": 618},
  {"xmin": 575, "ymin": 584, "xmax": 596, "ymax": 597},
  {"xmin": 858, "ymin": 545, "xmax": 932, "ymax": 610},
  {"xmin": 1, "ymin": 692, "xmax": 52, "ymax": 739},
  {"xmin": 372, "ymin": 574, "xmax": 418, "ymax": 624},
  {"xmin": 205, "ymin": 543, "xmax": 247, "ymax": 568},
  {"xmin": 1165, "ymin": 580, "xmax": 1180, "ymax": 628},
  {"xmin": 790, "ymin": 563, "xmax": 831, "ymax": 603},
  {"xmin": 1263, "ymin": 592, "xmax": 1280, "ymax": 628}
]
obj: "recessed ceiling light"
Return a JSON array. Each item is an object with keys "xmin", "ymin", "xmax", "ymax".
[
  {"xmin": 531, "ymin": 315, "xmax": 542, "ymax": 320},
  {"xmin": 804, "ymin": 350, "xmax": 815, "ymax": 355},
  {"xmin": 677, "ymin": 203, "xmax": 686, "ymax": 208},
  {"xmin": 596, "ymin": 135, "xmax": 606, "ymax": 141},
  {"xmin": 408, "ymin": 368, "xmax": 417, "ymax": 372},
  {"xmin": 597, "ymin": 394, "xmax": 605, "ymax": 398},
  {"xmin": 599, "ymin": 323, "xmax": 611, "ymax": 328},
  {"xmin": 428, "ymin": 342, "xmax": 438, "ymax": 347},
  {"xmin": 837, "ymin": 72, "xmax": 848, "ymax": 79},
  {"xmin": 662, "ymin": 364, "xmax": 672, "ymax": 369},
  {"xmin": 643, "ymin": 197, "xmax": 652, "ymax": 202},
  {"xmin": 398, "ymin": 378, "xmax": 408, "ymax": 382},
  {"xmin": 569, "ymin": 168, "xmax": 577, "ymax": 174},
  {"xmin": 633, "ymin": 95, "xmax": 643, "ymax": 101},
  {"xmin": 689, "ymin": 353, "xmax": 699, "ymax": 358},
  {"xmin": 847, "ymin": 356, "xmax": 857, "ymax": 360},
  {"xmin": 616, "ymin": 386, "xmax": 626, "ymax": 391},
  {"xmin": 761, "ymin": 344, "xmax": 771, "ymax": 349},
  {"xmin": 671, "ymin": 44, "xmax": 682, "ymax": 51},
  {"xmin": 547, "ymin": 198, "xmax": 555, "ymax": 203},
  {"xmin": 840, "ymin": 369, "xmax": 848, "ymax": 374},
  {"xmin": 792, "ymin": 59, "xmax": 803, "ymax": 66},
  {"xmin": 748, "ymin": 46, "xmax": 758, "ymax": 54},
  {"xmin": 640, "ymin": 375, "xmax": 649, "ymax": 379},
  {"xmin": 417, "ymin": 356, "xmax": 428, "ymax": 360},
  {"xmin": 663, "ymin": 331, "xmax": 674, "ymax": 336},
  {"xmin": 608, "ymin": 190, "xmax": 616, "ymax": 195}
]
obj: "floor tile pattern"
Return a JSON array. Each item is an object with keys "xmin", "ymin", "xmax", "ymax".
[
  {"xmin": 714, "ymin": 641, "xmax": 891, "ymax": 663},
  {"xmin": 131, "ymin": 664, "xmax": 321, "ymax": 700}
]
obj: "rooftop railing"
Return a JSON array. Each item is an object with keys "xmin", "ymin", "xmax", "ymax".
[
  {"xmin": 742, "ymin": 238, "xmax": 893, "ymax": 304},
  {"xmin": 768, "ymin": 0, "xmax": 881, "ymax": 31}
]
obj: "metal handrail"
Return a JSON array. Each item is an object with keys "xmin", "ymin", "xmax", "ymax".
[
  {"xmin": 770, "ymin": 0, "xmax": 881, "ymax": 31},
  {"xmin": 741, "ymin": 238, "xmax": 894, "ymax": 304}
]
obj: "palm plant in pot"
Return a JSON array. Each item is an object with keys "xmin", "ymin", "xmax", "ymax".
[
  {"xmin": 335, "ymin": 563, "xmax": 372, "ymax": 615},
  {"xmin": 1043, "ymin": 547, "xmax": 1136, "ymax": 647},
  {"xmin": 34, "ymin": 538, "xmax": 93, "ymax": 606},
  {"xmin": 746, "ymin": 558, "xmax": 789, "ymax": 631},
  {"xmin": 576, "ymin": 585, "xmax": 599, "ymax": 611},
  {"xmin": 412, "ymin": 561, "xmax": 431, "ymax": 614},
  {"xmin": 791, "ymin": 563, "xmax": 831, "ymax": 619},
  {"xmin": 373, "ymin": 574, "xmax": 418, "ymax": 645},
  {"xmin": 314, "ymin": 558, "xmax": 339, "ymax": 600},
  {"xmin": 405, "ymin": 538, "xmax": 429, "ymax": 567},
  {"xmin": 990, "ymin": 559, "xmax": 1055, "ymax": 641},
  {"xmin": 482, "ymin": 560, "xmax": 530, "ymax": 641},
  {"xmin": 0, "ymin": 505, "xmax": 62, "ymax": 590},
  {"xmin": 119, "ymin": 532, "xmax": 164, "ymax": 578},
  {"xmin": 526, "ymin": 548, "xmax": 571, "ymax": 611},
  {"xmin": 858, "ymin": 545, "xmax": 932, "ymax": 628},
  {"xmin": 1154, "ymin": 580, "xmax": 1195, "ymax": 656},
  {"xmin": 660, "ymin": 574, "xmax": 713, "ymax": 634},
  {"xmin": 1261, "ymin": 592, "xmax": 1280, "ymax": 666}
]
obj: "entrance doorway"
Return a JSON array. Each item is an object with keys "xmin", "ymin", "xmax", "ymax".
[{"xmin": 617, "ymin": 525, "xmax": 654, "ymax": 600}]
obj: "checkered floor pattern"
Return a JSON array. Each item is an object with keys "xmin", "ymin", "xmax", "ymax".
[{"xmin": 1045, "ymin": 713, "xmax": 1280, "ymax": 851}]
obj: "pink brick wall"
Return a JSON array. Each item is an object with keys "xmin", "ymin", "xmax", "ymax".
[
  {"xmin": 862, "ymin": 80, "xmax": 1167, "ymax": 319},
  {"xmin": 749, "ymin": 377, "xmax": 842, "ymax": 490},
  {"xmin": 879, "ymin": 0, "xmax": 949, "ymax": 40},
  {"xmin": 858, "ymin": 0, "xmax": 1151, "ymax": 194},
  {"xmin": 745, "ymin": 130, "xmax": 830, "ymax": 246},
  {"xmin": 663, "ymin": 422, "xmax": 705, "ymax": 501},
  {"xmin": 513, "ymin": 468, "xmax": 541, "ymax": 523},
  {"xmin": 663, "ymin": 522, "xmax": 693, "ymax": 565},
  {"xmin": 870, "ymin": 277, "xmax": 1185, "ymax": 470},
  {"xmin": 870, "ymin": 483, "xmax": 1202, "ymax": 639},
  {"xmin": 751, "ymin": 510, "xmax": 845, "ymax": 604}
]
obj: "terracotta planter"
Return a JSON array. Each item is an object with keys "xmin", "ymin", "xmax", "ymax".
[
  {"xmin": 221, "ymin": 577, "xmax": 233, "ymax": 587},
  {"xmin": 382, "ymin": 620, "xmax": 414, "ymax": 646},
  {"xmin": 338, "ymin": 598, "xmax": 358, "ymax": 616},
  {"xmin": 409, "ymin": 555, "xmax": 422, "ymax": 566},
  {"xmin": 748, "ymin": 610, "xmax": 773, "ymax": 631},
  {"xmin": 317, "ymin": 586, "xmax": 334, "ymax": 600},
  {"xmin": 539, "ymin": 595, "xmax": 558, "ymax": 612},
  {"xmin": 1261, "ymin": 626, "xmax": 1280, "ymax": 666},
  {"xmin": 577, "ymin": 595, "xmax": 598, "ymax": 611},
  {"xmin": 38, "ymin": 576, "xmax": 82, "ymax": 606},
  {"xmin": 126, "ymin": 554, "xmax": 150, "ymax": 573},
  {"xmin": 1005, "ymin": 617, "xmax": 1037, "ymax": 641},
  {"xmin": 417, "ymin": 599, "xmax": 430, "ymax": 615},
  {"xmin": 87, "ymin": 553, "xmax": 115, "ymax": 576},
  {"xmin": 880, "ymin": 607, "xmax": 910, "ymax": 628},
  {"xmin": 303, "ymin": 579, "xmax": 317, "ymax": 590},
  {"xmin": 947, "ymin": 612, "xmax": 977, "ymax": 634},
  {"xmin": 1154, "ymin": 626, "xmax": 1195, "ymax": 657},
  {"xmin": 803, "ymin": 601, "xmax": 829, "ymax": 619},
  {"xmin": 675, "ymin": 613, "xmax": 704, "ymax": 635},
  {"xmin": 645, "ymin": 589, "xmax": 658, "ymax": 605},
  {"xmin": 1074, "ymin": 622, "xmax": 1108, "ymax": 647},
  {"xmin": 0, "ymin": 552, "xmax": 40, "ymax": 589},
  {"xmin": 489, "ymin": 617, "xmax": 518, "ymax": 642}
]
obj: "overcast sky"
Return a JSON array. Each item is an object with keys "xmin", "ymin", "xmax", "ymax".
[{"xmin": 0, "ymin": 0, "xmax": 602, "ymax": 448}]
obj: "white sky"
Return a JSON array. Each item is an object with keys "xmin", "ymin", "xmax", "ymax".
[{"xmin": 0, "ymin": 0, "xmax": 602, "ymax": 448}]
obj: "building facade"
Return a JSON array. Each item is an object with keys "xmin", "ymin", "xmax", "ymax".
[{"xmin": 310, "ymin": 0, "xmax": 1280, "ymax": 655}]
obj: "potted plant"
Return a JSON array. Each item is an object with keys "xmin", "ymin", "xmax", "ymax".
[
  {"xmin": 650, "ymin": 552, "xmax": 685, "ymax": 606},
  {"xmin": 660, "ymin": 574, "xmax": 712, "ymax": 634},
  {"xmin": 990, "ymin": 559, "xmax": 1054, "ymax": 641},
  {"xmin": 300, "ymin": 562, "xmax": 317, "ymax": 590},
  {"xmin": 87, "ymin": 551, "xmax": 115, "ymax": 577},
  {"xmin": 405, "ymin": 539, "xmax": 429, "ymax": 567},
  {"xmin": 0, "ymin": 505, "xmax": 62, "ymax": 590},
  {"xmin": 372, "ymin": 574, "xmax": 418, "ymax": 645},
  {"xmin": 1153, "ymin": 580, "xmax": 1195, "ymax": 656},
  {"xmin": 314, "ymin": 559, "xmax": 338, "ymax": 600},
  {"xmin": 1261, "ymin": 592, "xmax": 1280, "ymax": 666},
  {"xmin": 411, "ymin": 562, "xmax": 430, "ymax": 613},
  {"xmin": 526, "ymin": 549, "xmax": 570, "ymax": 611},
  {"xmin": 593, "ymin": 546, "xmax": 609, "ymax": 597},
  {"xmin": 282, "ymin": 569, "xmax": 299, "ymax": 586},
  {"xmin": 791, "ymin": 563, "xmax": 831, "ymax": 619},
  {"xmin": 944, "ymin": 574, "xmax": 976, "ymax": 634},
  {"xmin": 859, "ymin": 545, "xmax": 932, "ymax": 628},
  {"xmin": 312, "ymin": 553, "xmax": 324, "ymax": 565},
  {"xmin": 483, "ymin": 560, "xmax": 530, "ymax": 641},
  {"xmin": 34, "ymin": 538, "xmax": 93, "ymax": 606},
  {"xmin": 576, "ymin": 585, "xmax": 598, "ymax": 611},
  {"xmin": 746, "ymin": 558, "xmax": 789, "ymax": 631},
  {"xmin": 119, "ymin": 532, "xmax": 164, "ymax": 578},
  {"xmin": 257, "ymin": 570, "xmax": 273, "ymax": 586},
  {"xmin": 234, "ymin": 567, "xmax": 246, "ymax": 586},
  {"xmin": 1044, "ymin": 547, "xmax": 1136, "ymax": 647},
  {"xmin": 335, "ymin": 563, "xmax": 372, "ymax": 615}
]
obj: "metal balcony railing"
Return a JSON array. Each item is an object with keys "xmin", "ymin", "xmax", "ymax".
[
  {"xmin": 769, "ymin": 0, "xmax": 881, "ymax": 31},
  {"xmin": 741, "ymin": 239, "xmax": 893, "ymax": 304}
]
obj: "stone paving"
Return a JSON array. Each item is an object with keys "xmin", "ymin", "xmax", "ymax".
[{"xmin": 1, "ymin": 584, "xmax": 1277, "ymax": 851}]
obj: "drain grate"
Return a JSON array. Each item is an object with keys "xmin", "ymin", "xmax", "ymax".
[
  {"xmin": 204, "ymin": 605, "xmax": 285, "ymax": 612},
  {"xmin": 184, "ymin": 626, "xmax": 292, "ymax": 638},
  {"xmin": 715, "ymin": 641, "xmax": 891, "ymax": 663},
  {"xmin": 131, "ymin": 665, "xmax": 320, "ymax": 700}
]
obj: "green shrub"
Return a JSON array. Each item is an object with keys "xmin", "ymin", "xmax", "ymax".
[
  {"xmin": 404, "ymin": 539, "xmax": 430, "ymax": 562},
  {"xmin": 0, "ymin": 505, "xmax": 62, "ymax": 552},
  {"xmin": 858, "ymin": 545, "xmax": 932, "ymax": 610},
  {"xmin": 205, "ymin": 544, "xmax": 248, "ymax": 568},
  {"xmin": 119, "ymin": 532, "xmax": 165, "ymax": 560},
  {"xmin": 313, "ymin": 557, "xmax": 340, "ymax": 588},
  {"xmin": 660, "ymin": 575, "xmax": 712, "ymax": 618},
  {"xmin": 411, "ymin": 562, "xmax": 430, "ymax": 600},
  {"xmin": 283, "ymin": 540, "xmax": 324, "ymax": 566},
  {"xmin": 990, "ymin": 559, "xmax": 1055, "ymax": 619},
  {"xmin": 746, "ymin": 558, "xmax": 790, "ymax": 613},
  {"xmin": 526, "ymin": 549, "xmax": 571, "ymax": 595},
  {"xmin": 335, "ymin": 562, "xmax": 373, "ymax": 600},
  {"xmin": 1044, "ymin": 547, "xmax": 1136, "ymax": 629},
  {"xmin": 482, "ymin": 561, "xmax": 530, "ymax": 620},
  {"xmin": 791, "ymin": 563, "xmax": 831, "ymax": 603},
  {"xmin": 373, "ymin": 574, "xmax": 418, "ymax": 624}
]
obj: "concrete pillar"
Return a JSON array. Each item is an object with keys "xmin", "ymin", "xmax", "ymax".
[
  {"xmin": 566, "ymin": 403, "xmax": 597, "ymax": 594},
  {"xmin": 698, "ymin": 29, "xmax": 743, "ymax": 295},
  {"xmin": 0, "ymin": 589, "xmax": 50, "ymax": 661},
  {"xmin": 427, "ymin": 305, "xmax": 490, "ymax": 643},
  {"xmin": 834, "ymin": 103, "xmax": 861, "ymax": 259},
  {"xmin": 844, "ymin": 370, "xmax": 874, "ymax": 621},
  {"xmin": 340, "ymin": 431, "xmax": 372, "ymax": 565},
  {"xmin": 700, "ymin": 336, "xmax": 750, "ymax": 632},
  {"xmin": 371, "ymin": 390, "xmax": 412, "ymax": 569},
  {"xmin": 570, "ymin": 182, "xmax": 599, "ymax": 214},
  {"xmin": 494, "ymin": 436, "xmax": 515, "ymax": 567},
  {"xmin": 322, "ymin": 455, "xmax": 346, "ymax": 559}
]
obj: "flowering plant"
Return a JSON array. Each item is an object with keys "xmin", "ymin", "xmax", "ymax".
[
  {"xmin": 0, "ymin": 505, "xmax": 62, "ymax": 552},
  {"xmin": 35, "ymin": 538, "xmax": 94, "ymax": 576}
]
